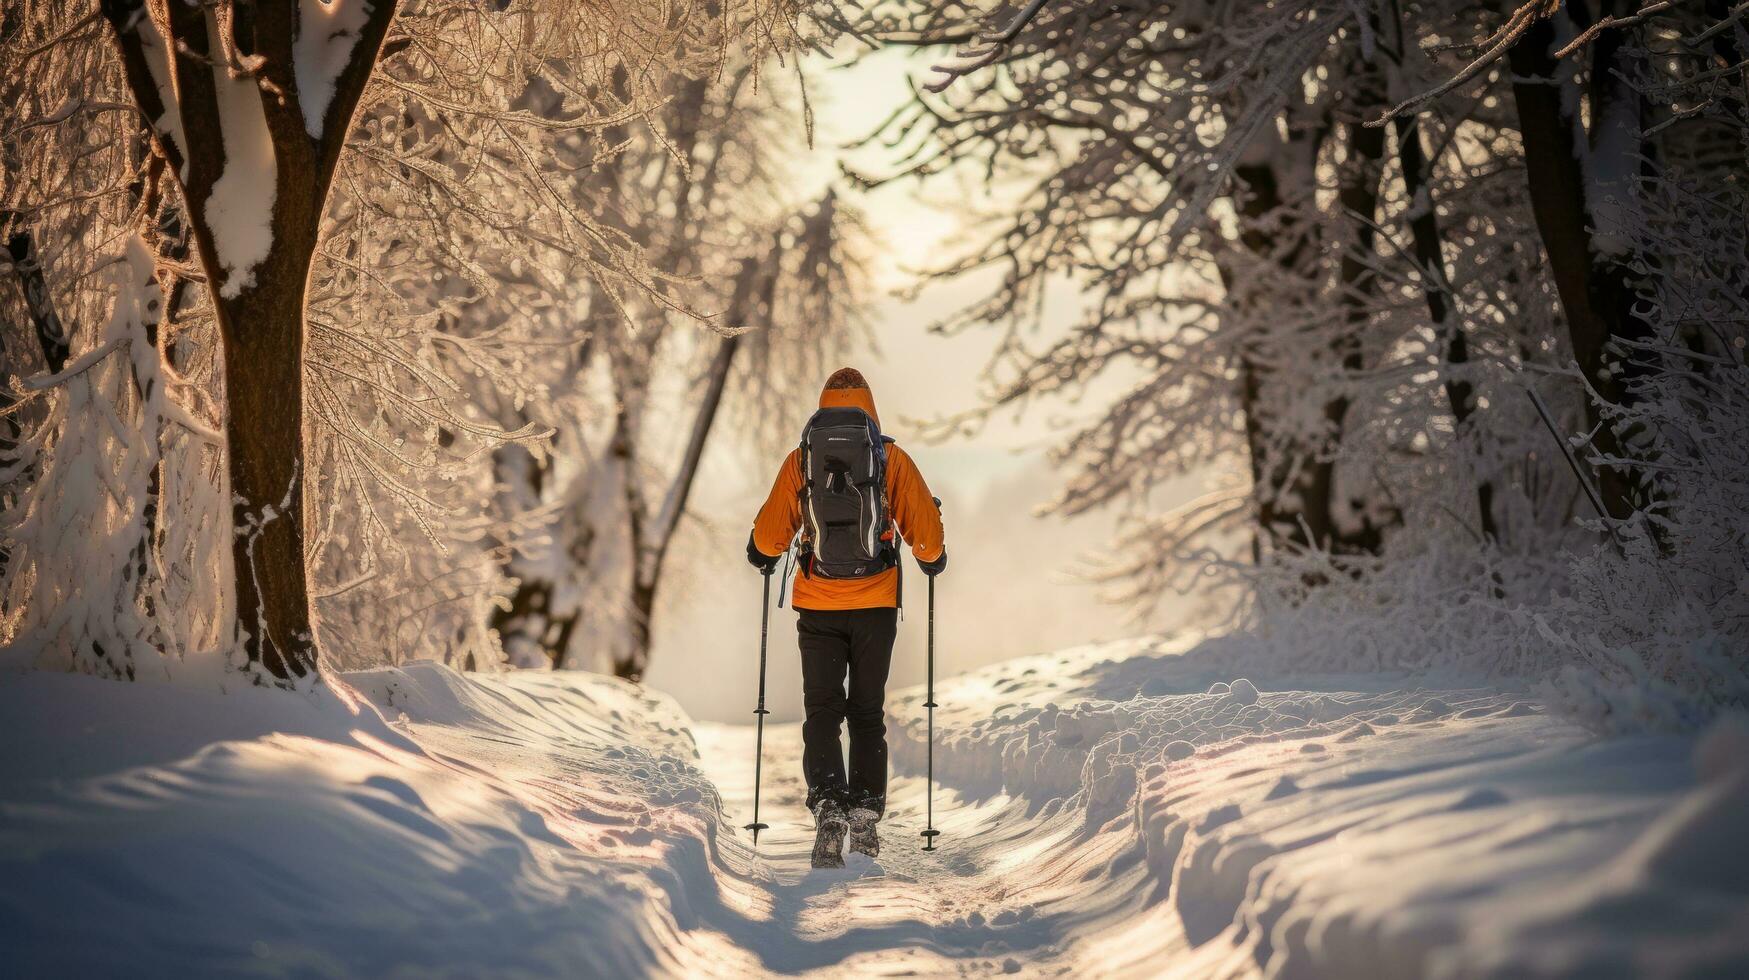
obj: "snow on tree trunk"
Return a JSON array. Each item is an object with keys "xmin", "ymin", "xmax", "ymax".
[{"xmin": 102, "ymin": 0, "xmax": 399, "ymax": 679}]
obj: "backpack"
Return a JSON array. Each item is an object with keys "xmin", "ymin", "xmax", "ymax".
[{"xmin": 796, "ymin": 405, "xmax": 897, "ymax": 578}]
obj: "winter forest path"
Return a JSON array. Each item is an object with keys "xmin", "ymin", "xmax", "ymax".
[
  {"xmin": 5, "ymin": 651, "xmax": 1738, "ymax": 977},
  {"xmin": 688, "ymin": 722, "xmax": 1164, "ymax": 976}
]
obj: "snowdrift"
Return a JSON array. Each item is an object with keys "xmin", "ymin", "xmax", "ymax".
[
  {"xmin": 0, "ymin": 664, "xmax": 732, "ymax": 976},
  {"xmin": 5, "ymin": 635, "xmax": 1746, "ymax": 977},
  {"xmin": 885, "ymin": 635, "xmax": 1749, "ymax": 977}
]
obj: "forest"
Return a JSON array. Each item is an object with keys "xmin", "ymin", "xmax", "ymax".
[{"xmin": 2, "ymin": 1, "xmax": 1746, "ymax": 976}]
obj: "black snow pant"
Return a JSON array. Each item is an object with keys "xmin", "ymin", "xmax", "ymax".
[{"xmin": 797, "ymin": 606, "xmax": 898, "ymax": 817}]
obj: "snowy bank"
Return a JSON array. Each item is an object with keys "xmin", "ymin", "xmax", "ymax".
[
  {"xmin": 5, "ymin": 638, "xmax": 1745, "ymax": 977},
  {"xmin": 0, "ymin": 664, "xmax": 734, "ymax": 977},
  {"xmin": 884, "ymin": 636, "xmax": 1749, "ymax": 977}
]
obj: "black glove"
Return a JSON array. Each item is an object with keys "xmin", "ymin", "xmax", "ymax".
[
  {"xmin": 917, "ymin": 549, "xmax": 948, "ymax": 577},
  {"xmin": 746, "ymin": 532, "xmax": 780, "ymax": 574}
]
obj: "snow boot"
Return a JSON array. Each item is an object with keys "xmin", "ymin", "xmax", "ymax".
[
  {"xmin": 847, "ymin": 807, "xmax": 880, "ymax": 860},
  {"xmin": 811, "ymin": 799, "xmax": 848, "ymax": 869}
]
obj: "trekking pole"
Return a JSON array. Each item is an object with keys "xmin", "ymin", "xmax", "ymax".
[
  {"xmin": 921, "ymin": 572, "xmax": 941, "ymax": 852},
  {"xmin": 745, "ymin": 565, "xmax": 774, "ymax": 846}
]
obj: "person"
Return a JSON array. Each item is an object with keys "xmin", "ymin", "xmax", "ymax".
[{"xmin": 746, "ymin": 367, "xmax": 946, "ymax": 867}]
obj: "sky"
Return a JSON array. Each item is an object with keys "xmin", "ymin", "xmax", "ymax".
[{"xmin": 642, "ymin": 48, "xmax": 1218, "ymax": 723}]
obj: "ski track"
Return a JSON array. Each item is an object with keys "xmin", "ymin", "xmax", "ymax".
[{"xmin": 3, "ymin": 637, "xmax": 1746, "ymax": 977}]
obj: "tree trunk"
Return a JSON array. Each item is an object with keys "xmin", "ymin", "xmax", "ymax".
[
  {"xmin": 1326, "ymin": 78, "xmax": 1393, "ymax": 555},
  {"xmin": 1584, "ymin": 6, "xmax": 1665, "ymax": 535},
  {"xmin": 3, "ymin": 223, "xmax": 70, "ymax": 374},
  {"xmin": 103, "ymin": 0, "xmax": 399, "ymax": 678},
  {"xmin": 1231, "ymin": 159, "xmax": 1314, "ymax": 556},
  {"xmin": 1232, "ymin": 143, "xmax": 1334, "ymax": 557},
  {"xmin": 1392, "ymin": 114, "xmax": 1501, "ymax": 543},
  {"xmin": 218, "ymin": 214, "xmax": 320, "ymax": 678},
  {"xmin": 1506, "ymin": 6, "xmax": 1650, "ymax": 525}
]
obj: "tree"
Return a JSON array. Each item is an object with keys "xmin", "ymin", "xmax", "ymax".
[
  {"xmin": 829, "ymin": 0, "xmax": 1535, "ymax": 591},
  {"xmin": 486, "ymin": 62, "xmax": 865, "ymax": 678},
  {"xmin": 4, "ymin": 1, "xmax": 808, "ymax": 680},
  {"xmin": 824, "ymin": 0, "xmax": 1747, "ymax": 711},
  {"xmin": 93, "ymin": 0, "xmax": 398, "ymax": 679},
  {"xmin": 1498, "ymin": 1, "xmax": 1658, "ymax": 527}
]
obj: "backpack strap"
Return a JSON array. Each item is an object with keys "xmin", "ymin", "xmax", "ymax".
[
  {"xmin": 896, "ymin": 544, "xmax": 904, "ymax": 619},
  {"xmin": 794, "ymin": 428, "xmax": 814, "ymax": 573},
  {"xmin": 777, "ymin": 545, "xmax": 795, "ymax": 607}
]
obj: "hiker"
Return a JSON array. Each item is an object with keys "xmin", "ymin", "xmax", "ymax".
[{"xmin": 746, "ymin": 367, "xmax": 947, "ymax": 867}]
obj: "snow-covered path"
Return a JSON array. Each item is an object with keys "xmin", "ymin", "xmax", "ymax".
[
  {"xmin": 5, "ymin": 637, "xmax": 1747, "ymax": 977},
  {"xmin": 691, "ymin": 722, "xmax": 1169, "ymax": 977},
  {"xmin": 694, "ymin": 722, "xmax": 1044, "ymax": 975}
]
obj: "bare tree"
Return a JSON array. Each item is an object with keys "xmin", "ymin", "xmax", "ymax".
[{"xmin": 487, "ymin": 61, "xmax": 866, "ymax": 677}]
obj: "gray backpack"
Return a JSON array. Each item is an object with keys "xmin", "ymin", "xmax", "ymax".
[{"xmin": 797, "ymin": 406, "xmax": 896, "ymax": 578}]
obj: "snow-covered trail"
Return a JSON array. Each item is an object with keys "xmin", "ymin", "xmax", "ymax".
[
  {"xmin": 691, "ymin": 722, "xmax": 1160, "ymax": 977},
  {"xmin": 5, "ymin": 637, "xmax": 1747, "ymax": 978}
]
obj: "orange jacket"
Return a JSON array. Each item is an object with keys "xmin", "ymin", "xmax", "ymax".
[{"xmin": 751, "ymin": 381, "xmax": 944, "ymax": 611}]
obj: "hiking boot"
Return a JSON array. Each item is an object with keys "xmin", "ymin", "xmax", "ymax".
[
  {"xmin": 847, "ymin": 807, "xmax": 880, "ymax": 859},
  {"xmin": 811, "ymin": 799, "xmax": 848, "ymax": 869}
]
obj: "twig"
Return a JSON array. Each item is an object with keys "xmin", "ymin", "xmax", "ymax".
[
  {"xmin": 17, "ymin": 337, "xmax": 127, "ymax": 392},
  {"xmin": 1368, "ymin": 0, "xmax": 1560, "ymax": 127},
  {"xmin": 923, "ymin": 0, "xmax": 1052, "ymax": 93},
  {"xmin": 1526, "ymin": 386, "xmax": 1627, "ymax": 554},
  {"xmin": 1555, "ymin": 1, "xmax": 1683, "ymax": 59}
]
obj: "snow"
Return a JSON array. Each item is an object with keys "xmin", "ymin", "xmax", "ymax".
[
  {"xmin": 1, "ymin": 237, "xmax": 173, "ymax": 679},
  {"xmin": 1581, "ymin": 53, "xmax": 1642, "ymax": 260},
  {"xmin": 4, "ymin": 637, "xmax": 1746, "ymax": 976},
  {"xmin": 1, "ymin": 664, "xmax": 726, "ymax": 975},
  {"xmin": 133, "ymin": 11, "xmax": 189, "ymax": 183},
  {"xmin": 881, "ymin": 637, "xmax": 1749, "ymax": 976},
  {"xmin": 203, "ymin": 11, "xmax": 277, "ymax": 300},
  {"xmin": 294, "ymin": 0, "xmax": 372, "ymax": 139}
]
